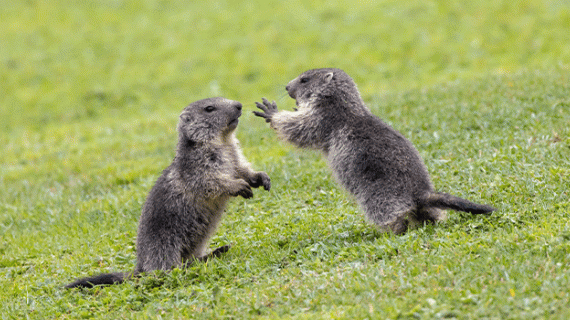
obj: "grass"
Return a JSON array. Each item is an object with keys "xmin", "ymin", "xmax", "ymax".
[{"xmin": 1, "ymin": 0, "xmax": 569, "ymax": 318}]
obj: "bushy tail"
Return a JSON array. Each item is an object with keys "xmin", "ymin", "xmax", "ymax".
[
  {"xmin": 422, "ymin": 192, "xmax": 495, "ymax": 214},
  {"xmin": 65, "ymin": 272, "xmax": 127, "ymax": 289}
]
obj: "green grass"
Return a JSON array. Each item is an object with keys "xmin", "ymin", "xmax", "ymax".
[{"xmin": 1, "ymin": 0, "xmax": 569, "ymax": 318}]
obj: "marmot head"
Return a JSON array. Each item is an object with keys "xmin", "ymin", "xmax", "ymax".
[
  {"xmin": 285, "ymin": 68, "xmax": 363, "ymax": 112},
  {"xmin": 177, "ymin": 97, "xmax": 242, "ymax": 144}
]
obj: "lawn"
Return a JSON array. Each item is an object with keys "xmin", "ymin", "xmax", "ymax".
[{"xmin": 1, "ymin": 0, "xmax": 569, "ymax": 319}]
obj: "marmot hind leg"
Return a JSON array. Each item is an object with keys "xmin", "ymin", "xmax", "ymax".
[
  {"xmin": 381, "ymin": 208, "xmax": 444, "ymax": 234},
  {"xmin": 183, "ymin": 244, "xmax": 231, "ymax": 267},
  {"xmin": 364, "ymin": 199, "xmax": 416, "ymax": 235},
  {"xmin": 203, "ymin": 244, "xmax": 231, "ymax": 261},
  {"xmin": 403, "ymin": 207, "xmax": 446, "ymax": 232},
  {"xmin": 415, "ymin": 207, "xmax": 446, "ymax": 223},
  {"xmin": 384, "ymin": 215, "xmax": 410, "ymax": 235}
]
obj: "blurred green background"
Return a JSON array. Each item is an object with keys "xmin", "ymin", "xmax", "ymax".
[{"xmin": 2, "ymin": 0, "xmax": 569, "ymax": 131}]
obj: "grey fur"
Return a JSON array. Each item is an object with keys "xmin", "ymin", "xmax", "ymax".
[
  {"xmin": 254, "ymin": 68, "xmax": 494, "ymax": 234},
  {"xmin": 66, "ymin": 97, "xmax": 270, "ymax": 288}
]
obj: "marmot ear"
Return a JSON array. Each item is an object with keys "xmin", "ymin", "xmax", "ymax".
[
  {"xmin": 180, "ymin": 113, "xmax": 194, "ymax": 123},
  {"xmin": 324, "ymin": 72, "xmax": 334, "ymax": 84}
]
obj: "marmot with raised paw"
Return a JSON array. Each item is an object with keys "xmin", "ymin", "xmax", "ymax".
[{"xmin": 254, "ymin": 68, "xmax": 494, "ymax": 234}]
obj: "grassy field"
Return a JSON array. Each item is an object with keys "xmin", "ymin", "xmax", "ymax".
[{"xmin": 1, "ymin": 0, "xmax": 570, "ymax": 318}]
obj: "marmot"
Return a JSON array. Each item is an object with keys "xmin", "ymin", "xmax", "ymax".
[
  {"xmin": 254, "ymin": 68, "xmax": 494, "ymax": 234},
  {"xmin": 66, "ymin": 97, "xmax": 271, "ymax": 288}
]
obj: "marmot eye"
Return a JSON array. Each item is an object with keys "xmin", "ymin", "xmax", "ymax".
[
  {"xmin": 204, "ymin": 105, "xmax": 216, "ymax": 112},
  {"xmin": 299, "ymin": 77, "xmax": 309, "ymax": 84}
]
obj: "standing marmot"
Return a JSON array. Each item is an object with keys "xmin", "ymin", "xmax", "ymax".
[
  {"xmin": 254, "ymin": 68, "xmax": 494, "ymax": 234},
  {"xmin": 66, "ymin": 97, "xmax": 271, "ymax": 288}
]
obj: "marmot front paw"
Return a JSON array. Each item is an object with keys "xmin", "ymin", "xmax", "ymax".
[
  {"xmin": 231, "ymin": 180, "xmax": 254, "ymax": 199},
  {"xmin": 248, "ymin": 171, "xmax": 271, "ymax": 191},
  {"xmin": 253, "ymin": 98, "xmax": 278, "ymax": 123}
]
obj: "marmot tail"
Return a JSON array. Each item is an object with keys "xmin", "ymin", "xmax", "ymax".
[
  {"xmin": 65, "ymin": 272, "xmax": 127, "ymax": 289},
  {"xmin": 422, "ymin": 192, "xmax": 495, "ymax": 214}
]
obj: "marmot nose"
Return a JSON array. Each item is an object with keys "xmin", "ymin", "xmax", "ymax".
[
  {"xmin": 286, "ymin": 85, "xmax": 296, "ymax": 98},
  {"xmin": 233, "ymin": 102, "xmax": 242, "ymax": 111}
]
